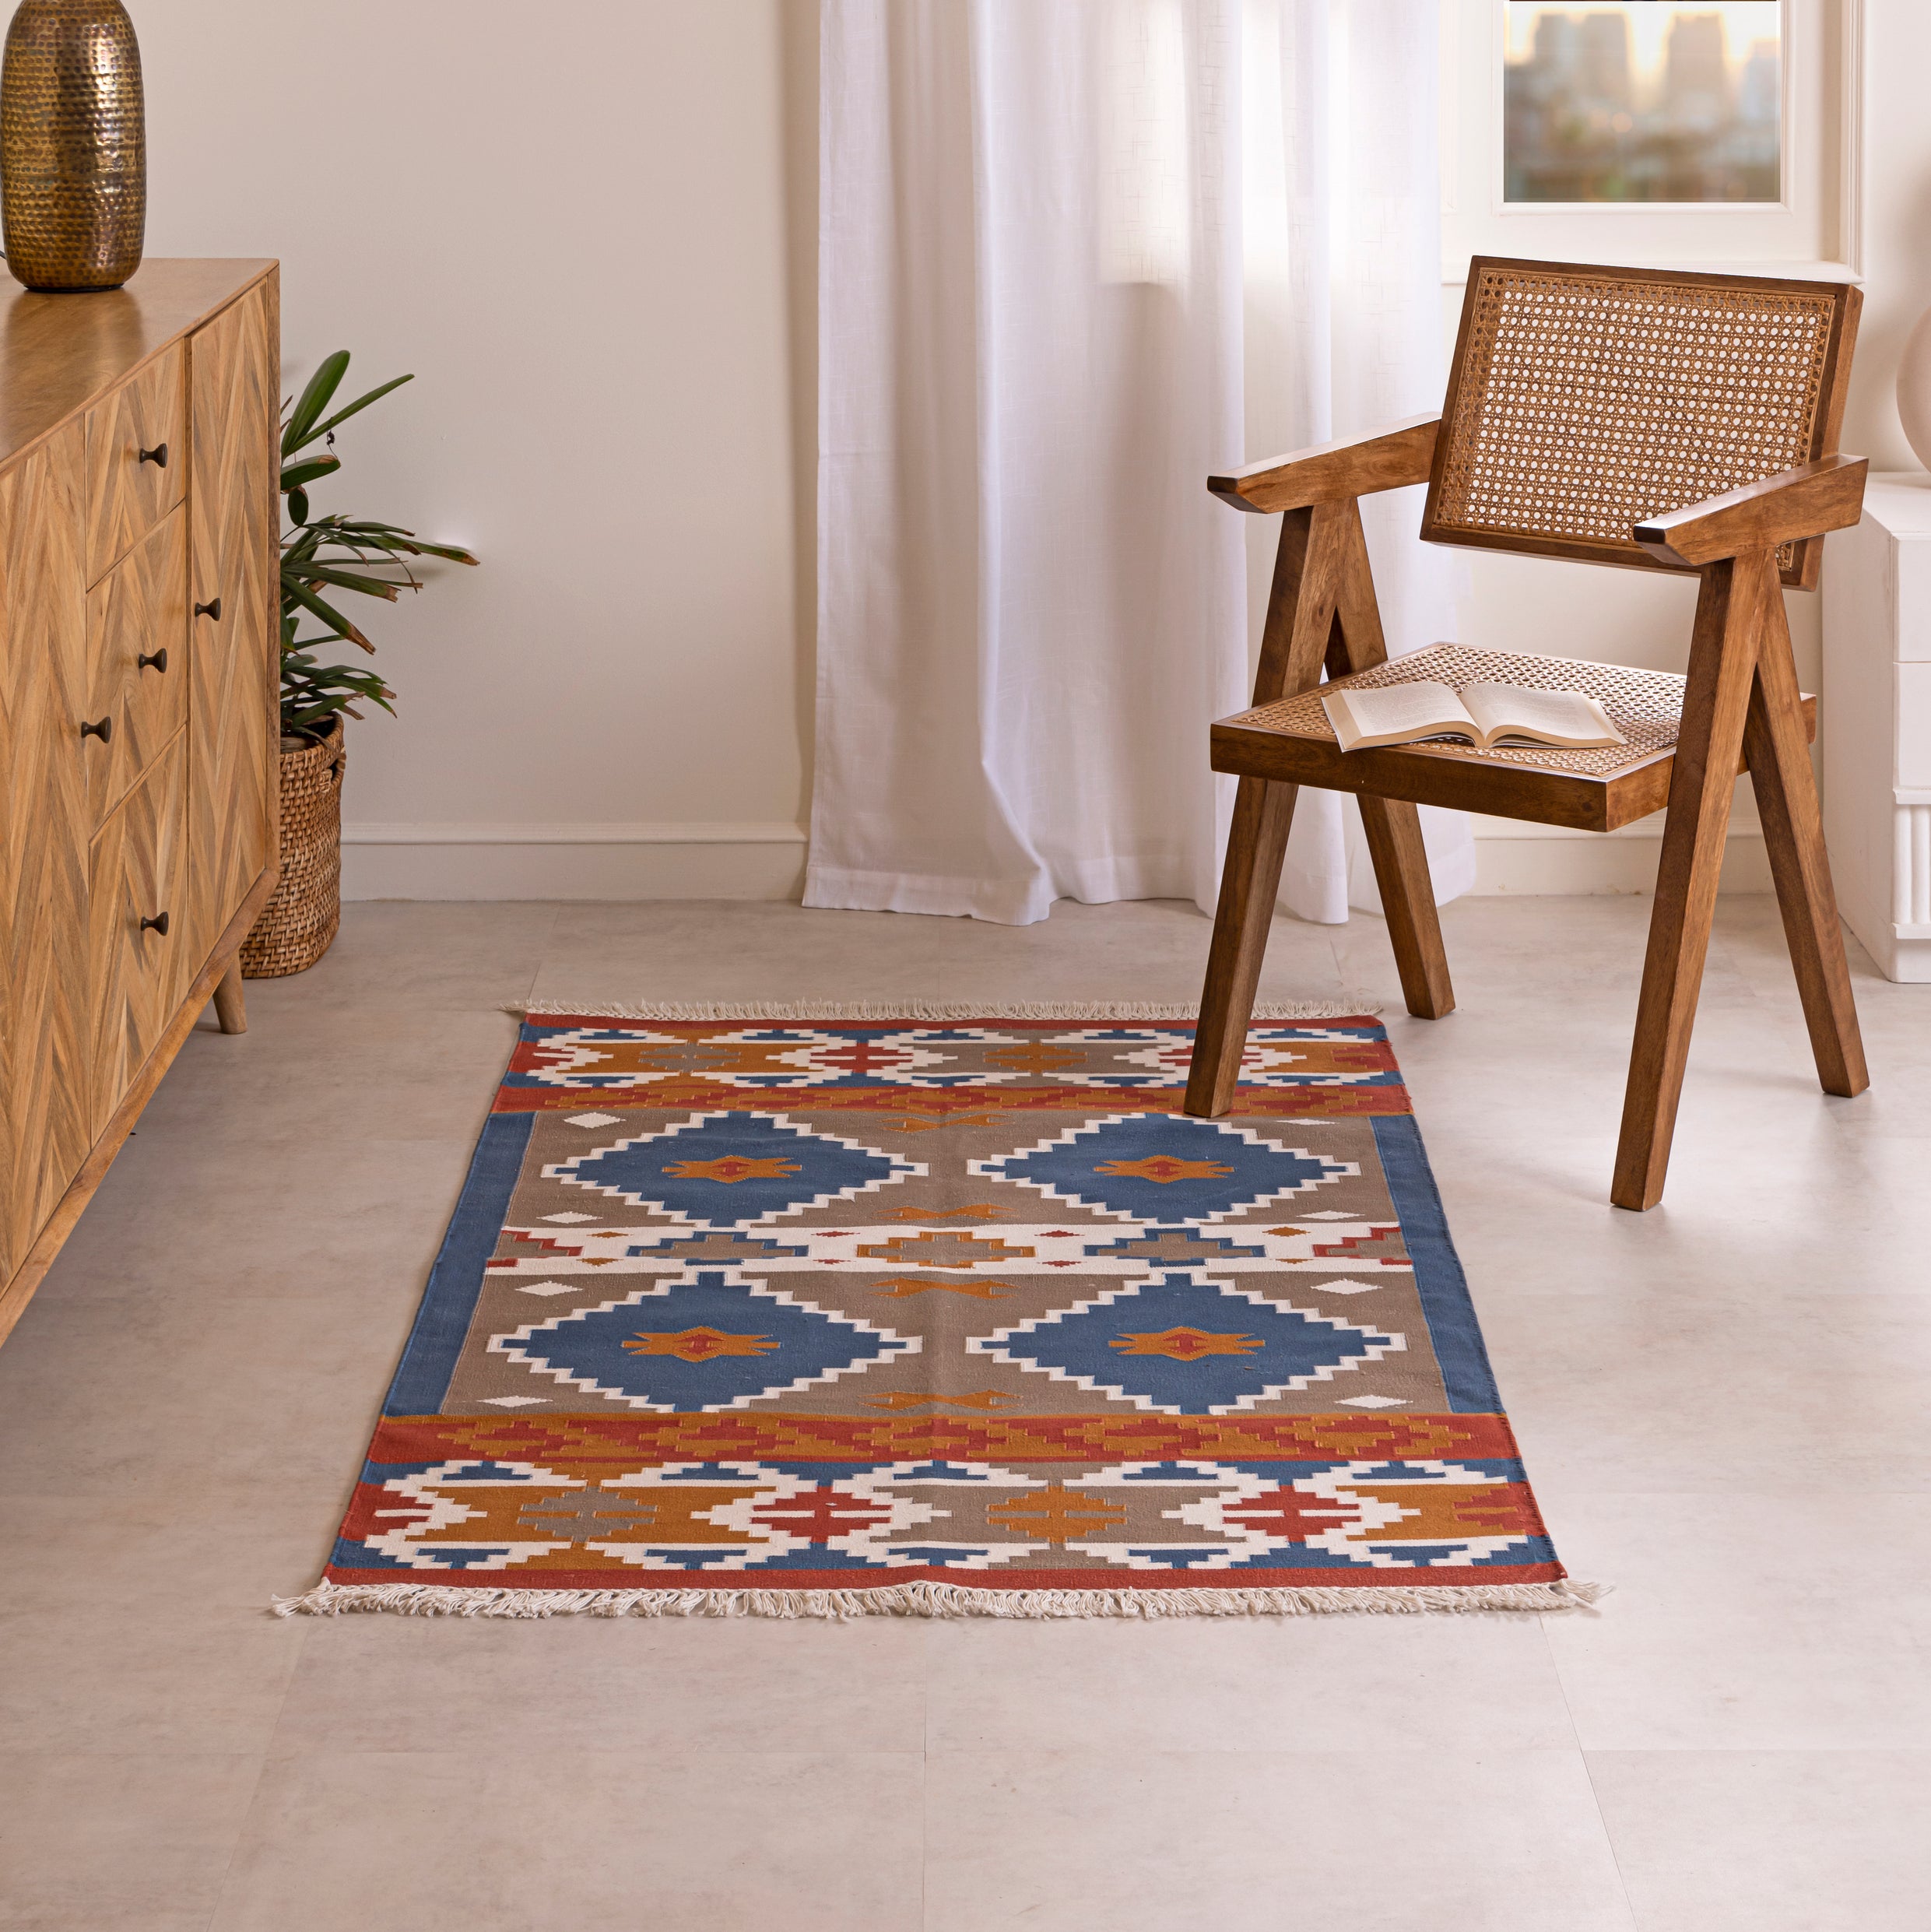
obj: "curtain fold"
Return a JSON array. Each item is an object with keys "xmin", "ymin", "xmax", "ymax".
[{"xmin": 809, "ymin": 0, "xmax": 1473, "ymax": 927}]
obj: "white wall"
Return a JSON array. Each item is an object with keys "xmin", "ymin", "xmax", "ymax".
[
  {"xmin": 142, "ymin": 0, "xmax": 816, "ymax": 899},
  {"xmin": 139, "ymin": 0, "xmax": 1931, "ymax": 904}
]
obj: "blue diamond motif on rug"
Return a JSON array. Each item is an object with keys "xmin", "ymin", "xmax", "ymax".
[
  {"xmin": 969, "ymin": 1271, "xmax": 1400, "ymax": 1414},
  {"xmin": 491, "ymin": 1269, "xmax": 917, "ymax": 1411},
  {"xmin": 973, "ymin": 1114, "xmax": 1354, "ymax": 1221},
  {"xmin": 545, "ymin": 1111, "xmax": 921, "ymax": 1227}
]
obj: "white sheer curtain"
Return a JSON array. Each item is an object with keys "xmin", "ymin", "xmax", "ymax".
[{"xmin": 807, "ymin": 0, "xmax": 1473, "ymax": 926}]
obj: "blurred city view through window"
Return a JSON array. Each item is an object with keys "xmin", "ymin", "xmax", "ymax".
[{"xmin": 1504, "ymin": 4, "xmax": 1782, "ymax": 202}]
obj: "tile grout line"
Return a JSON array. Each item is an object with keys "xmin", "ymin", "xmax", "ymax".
[
  {"xmin": 198, "ymin": 1717, "xmax": 295, "ymax": 1930},
  {"xmin": 919, "ymin": 1684, "xmax": 932, "ymax": 1932},
  {"xmin": 525, "ymin": 904, "xmax": 566, "ymax": 1008},
  {"xmin": 1540, "ymin": 1612, "xmax": 1645, "ymax": 1930}
]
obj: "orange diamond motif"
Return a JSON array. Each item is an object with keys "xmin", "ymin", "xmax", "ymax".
[
  {"xmin": 1093, "ymin": 1155, "xmax": 1236, "ymax": 1184},
  {"xmin": 661, "ymin": 1155, "xmax": 802, "ymax": 1183},
  {"xmin": 620, "ymin": 1326, "xmax": 781, "ymax": 1362},
  {"xmin": 985, "ymin": 1483, "xmax": 1129, "ymax": 1544},
  {"xmin": 855, "ymin": 1231, "xmax": 1034, "ymax": 1269},
  {"xmin": 872, "ymin": 1276, "xmax": 1013, "ymax": 1299},
  {"xmin": 1110, "ymin": 1326, "xmax": 1264, "ymax": 1361},
  {"xmin": 981, "ymin": 1041, "xmax": 1085, "ymax": 1078}
]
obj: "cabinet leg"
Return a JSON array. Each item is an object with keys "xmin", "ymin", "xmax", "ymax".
[{"xmin": 212, "ymin": 962, "xmax": 248, "ymax": 1035}]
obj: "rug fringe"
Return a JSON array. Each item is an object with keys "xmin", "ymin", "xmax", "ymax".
[
  {"xmin": 504, "ymin": 999, "xmax": 1384, "ymax": 1023},
  {"xmin": 276, "ymin": 1578, "xmax": 1606, "ymax": 1620}
]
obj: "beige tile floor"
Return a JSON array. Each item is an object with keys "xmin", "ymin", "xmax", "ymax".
[{"xmin": 2, "ymin": 893, "xmax": 1927, "ymax": 1930}]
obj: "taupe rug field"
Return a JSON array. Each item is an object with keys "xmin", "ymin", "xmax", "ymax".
[{"xmin": 283, "ymin": 1004, "xmax": 1594, "ymax": 1617}]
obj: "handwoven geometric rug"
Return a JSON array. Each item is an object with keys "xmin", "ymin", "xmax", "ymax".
[{"xmin": 281, "ymin": 1003, "xmax": 1597, "ymax": 1618}]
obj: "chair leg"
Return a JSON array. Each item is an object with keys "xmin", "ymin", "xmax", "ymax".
[
  {"xmin": 1186, "ymin": 776, "xmax": 1297, "ymax": 1118},
  {"xmin": 1358, "ymin": 797, "xmax": 1455, "ymax": 1020},
  {"xmin": 1744, "ymin": 605, "xmax": 1869, "ymax": 1098},
  {"xmin": 1612, "ymin": 554, "xmax": 1767, "ymax": 1211}
]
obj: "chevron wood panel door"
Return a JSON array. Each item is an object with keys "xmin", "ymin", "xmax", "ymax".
[
  {"xmin": 86, "ymin": 731, "xmax": 187, "ymax": 1137},
  {"xmin": 185, "ymin": 279, "xmax": 277, "ymax": 980},
  {"xmin": 0, "ymin": 423, "xmax": 93, "ymax": 1279},
  {"xmin": 85, "ymin": 340, "xmax": 188, "ymax": 586},
  {"xmin": 85, "ymin": 504, "xmax": 190, "ymax": 828}
]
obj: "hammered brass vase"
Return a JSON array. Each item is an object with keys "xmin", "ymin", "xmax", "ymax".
[{"xmin": 0, "ymin": 0, "xmax": 144, "ymax": 291}]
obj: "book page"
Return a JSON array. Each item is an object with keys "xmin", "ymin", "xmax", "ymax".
[
  {"xmin": 1462, "ymin": 682, "xmax": 1625, "ymax": 748},
  {"xmin": 1323, "ymin": 680, "xmax": 1476, "ymax": 751}
]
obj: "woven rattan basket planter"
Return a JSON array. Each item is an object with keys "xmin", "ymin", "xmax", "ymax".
[{"xmin": 240, "ymin": 720, "xmax": 344, "ymax": 978}]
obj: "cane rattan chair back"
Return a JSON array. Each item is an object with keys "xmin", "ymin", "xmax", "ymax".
[{"xmin": 1421, "ymin": 258, "xmax": 1860, "ymax": 589}]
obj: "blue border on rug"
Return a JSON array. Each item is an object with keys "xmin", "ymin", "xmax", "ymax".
[
  {"xmin": 384, "ymin": 1109, "xmax": 532, "ymax": 1416},
  {"xmin": 1371, "ymin": 1113, "xmax": 1502, "ymax": 1414}
]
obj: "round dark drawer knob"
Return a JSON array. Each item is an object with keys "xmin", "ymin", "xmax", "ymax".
[
  {"xmin": 137, "ymin": 646, "xmax": 168, "ymax": 673},
  {"xmin": 195, "ymin": 597, "xmax": 222, "ymax": 622},
  {"xmin": 139, "ymin": 911, "xmax": 170, "ymax": 936},
  {"xmin": 139, "ymin": 442, "xmax": 168, "ymax": 469},
  {"xmin": 79, "ymin": 715, "xmax": 112, "ymax": 743}
]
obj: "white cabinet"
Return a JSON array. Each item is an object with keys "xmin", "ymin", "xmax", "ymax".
[{"xmin": 1821, "ymin": 475, "xmax": 1931, "ymax": 982}]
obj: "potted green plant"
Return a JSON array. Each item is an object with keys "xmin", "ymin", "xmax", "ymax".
[{"xmin": 240, "ymin": 353, "xmax": 478, "ymax": 976}]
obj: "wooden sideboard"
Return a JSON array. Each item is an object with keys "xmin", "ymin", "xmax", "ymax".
[{"xmin": 0, "ymin": 259, "xmax": 279, "ymax": 1345}]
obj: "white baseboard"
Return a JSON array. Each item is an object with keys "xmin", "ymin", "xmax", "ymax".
[
  {"xmin": 339, "ymin": 817, "xmax": 1775, "ymax": 904},
  {"xmin": 1466, "ymin": 820, "xmax": 1772, "ymax": 897},
  {"xmin": 340, "ymin": 822, "xmax": 808, "ymax": 901}
]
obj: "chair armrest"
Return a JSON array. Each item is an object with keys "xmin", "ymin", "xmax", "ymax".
[
  {"xmin": 1207, "ymin": 413, "xmax": 1440, "ymax": 516},
  {"xmin": 1632, "ymin": 455, "xmax": 1868, "ymax": 568}
]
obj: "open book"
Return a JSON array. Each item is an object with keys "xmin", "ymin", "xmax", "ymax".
[{"xmin": 1321, "ymin": 680, "xmax": 1626, "ymax": 754}]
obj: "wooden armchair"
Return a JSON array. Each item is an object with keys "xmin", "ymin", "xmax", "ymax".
[{"xmin": 1186, "ymin": 258, "xmax": 1869, "ymax": 1210}]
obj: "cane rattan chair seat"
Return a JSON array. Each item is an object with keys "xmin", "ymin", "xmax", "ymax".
[{"xmin": 1211, "ymin": 643, "xmax": 1816, "ymax": 835}]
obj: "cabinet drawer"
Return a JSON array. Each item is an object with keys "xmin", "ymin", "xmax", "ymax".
[
  {"xmin": 87, "ymin": 730, "xmax": 188, "ymax": 1137},
  {"xmin": 85, "ymin": 342, "xmax": 187, "ymax": 585},
  {"xmin": 185, "ymin": 281, "xmax": 278, "ymax": 965},
  {"xmin": 84, "ymin": 504, "xmax": 189, "ymax": 827}
]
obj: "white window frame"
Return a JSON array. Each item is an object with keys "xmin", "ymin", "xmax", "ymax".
[{"xmin": 1441, "ymin": 0, "xmax": 1865, "ymax": 283}]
